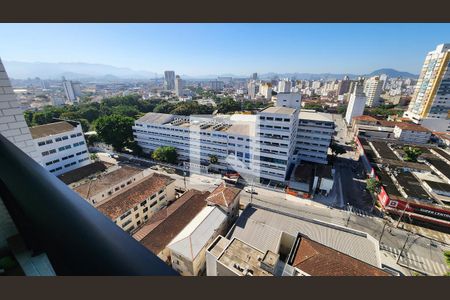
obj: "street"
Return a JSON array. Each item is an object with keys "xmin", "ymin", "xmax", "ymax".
[
  {"xmin": 239, "ymin": 185, "xmax": 450, "ymax": 276},
  {"xmin": 92, "ymin": 131, "xmax": 450, "ymax": 276}
]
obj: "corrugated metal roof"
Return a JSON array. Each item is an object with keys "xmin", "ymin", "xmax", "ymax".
[
  {"xmin": 167, "ymin": 206, "xmax": 228, "ymax": 260},
  {"xmin": 229, "ymin": 206, "xmax": 380, "ymax": 267}
]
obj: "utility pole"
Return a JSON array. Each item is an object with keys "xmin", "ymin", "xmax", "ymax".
[
  {"xmin": 396, "ymin": 232, "xmax": 411, "ymax": 264},
  {"xmin": 346, "ymin": 202, "xmax": 351, "ymax": 227},
  {"xmin": 379, "ymin": 221, "xmax": 388, "ymax": 245},
  {"xmin": 250, "ymin": 178, "xmax": 254, "ymax": 204},
  {"xmin": 396, "ymin": 202, "xmax": 409, "ymax": 228}
]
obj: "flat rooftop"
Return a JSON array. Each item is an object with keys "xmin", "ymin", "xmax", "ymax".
[
  {"xmin": 225, "ymin": 123, "xmax": 253, "ymax": 136},
  {"xmin": 299, "ymin": 110, "xmax": 333, "ymax": 123},
  {"xmin": 136, "ymin": 112, "xmax": 175, "ymax": 125},
  {"xmin": 216, "ymin": 237, "xmax": 273, "ymax": 276},
  {"xmin": 30, "ymin": 121, "xmax": 76, "ymax": 139},
  {"xmin": 260, "ymin": 106, "xmax": 296, "ymax": 115}
]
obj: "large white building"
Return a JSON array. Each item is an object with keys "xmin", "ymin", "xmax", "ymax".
[
  {"xmin": 209, "ymin": 80, "xmax": 224, "ymax": 92},
  {"xmin": 133, "ymin": 93, "xmax": 335, "ymax": 184},
  {"xmin": 62, "ymin": 78, "xmax": 82, "ymax": 103},
  {"xmin": 295, "ymin": 110, "xmax": 334, "ymax": 164},
  {"xmin": 275, "ymin": 92, "xmax": 301, "ymax": 109},
  {"xmin": 175, "ymin": 75, "xmax": 184, "ymax": 97},
  {"xmin": 364, "ymin": 76, "xmax": 383, "ymax": 107},
  {"xmin": 164, "ymin": 71, "xmax": 176, "ymax": 90},
  {"xmin": 404, "ymin": 43, "xmax": 450, "ymax": 132},
  {"xmin": 247, "ymin": 80, "xmax": 258, "ymax": 99},
  {"xmin": 278, "ymin": 79, "xmax": 291, "ymax": 93},
  {"xmin": 345, "ymin": 81, "xmax": 367, "ymax": 124},
  {"xmin": 259, "ymin": 83, "xmax": 272, "ymax": 99},
  {"xmin": 29, "ymin": 120, "xmax": 91, "ymax": 176}
]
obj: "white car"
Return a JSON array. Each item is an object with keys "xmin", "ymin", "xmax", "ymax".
[{"xmin": 244, "ymin": 187, "xmax": 257, "ymax": 194}]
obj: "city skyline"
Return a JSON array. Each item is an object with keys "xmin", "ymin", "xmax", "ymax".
[{"xmin": 1, "ymin": 24, "xmax": 450, "ymax": 76}]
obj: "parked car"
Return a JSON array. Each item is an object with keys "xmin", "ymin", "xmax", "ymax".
[{"xmin": 244, "ymin": 187, "xmax": 257, "ymax": 194}]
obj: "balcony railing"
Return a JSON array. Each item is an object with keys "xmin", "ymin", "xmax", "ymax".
[{"xmin": 0, "ymin": 134, "xmax": 178, "ymax": 276}]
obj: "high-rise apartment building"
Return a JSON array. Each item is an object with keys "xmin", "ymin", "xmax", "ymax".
[
  {"xmin": 252, "ymin": 73, "xmax": 258, "ymax": 80},
  {"xmin": 345, "ymin": 81, "xmax": 367, "ymax": 124},
  {"xmin": 278, "ymin": 79, "xmax": 291, "ymax": 93},
  {"xmin": 404, "ymin": 44, "xmax": 450, "ymax": 132},
  {"xmin": 364, "ymin": 76, "xmax": 383, "ymax": 107},
  {"xmin": 175, "ymin": 75, "xmax": 184, "ymax": 97},
  {"xmin": 247, "ymin": 80, "xmax": 258, "ymax": 99},
  {"xmin": 164, "ymin": 71, "xmax": 176, "ymax": 90},
  {"xmin": 379, "ymin": 74, "xmax": 388, "ymax": 91},
  {"xmin": 62, "ymin": 78, "xmax": 82, "ymax": 103},
  {"xmin": 337, "ymin": 76, "xmax": 351, "ymax": 95},
  {"xmin": 259, "ymin": 83, "xmax": 272, "ymax": 99},
  {"xmin": 209, "ymin": 80, "xmax": 224, "ymax": 92}
]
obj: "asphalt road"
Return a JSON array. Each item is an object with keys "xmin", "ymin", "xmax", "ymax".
[{"xmin": 240, "ymin": 185, "xmax": 449, "ymax": 276}]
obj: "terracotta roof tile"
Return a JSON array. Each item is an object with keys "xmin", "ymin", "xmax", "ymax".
[
  {"xmin": 135, "ymin": 189, "xmax": 210, "ymax": 255},
  {"xmin": 73, "ymin": 165, "xmax": 142, "ymax": 198},
  {"xmin": 206, "ymin": 183, "xmax": 240, "ymax": 208},
  {"xmin": 292, "ymin": 236, "xmax": 389, "ymax": 276},
  {"xmin": 97, "ymin": 173, "xmax": 174, "ymax": 220},
  {"xmin": 395, "ymin": 122, "xmax": 431, "ymax": 133}
]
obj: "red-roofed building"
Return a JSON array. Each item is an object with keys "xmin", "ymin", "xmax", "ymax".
[{"xmin": 206, "ymin": 183, "xmax": 241, "ymax": 221}]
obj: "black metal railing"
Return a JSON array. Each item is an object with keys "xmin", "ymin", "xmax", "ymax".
[{"xmin": 0, "ymin": 134, "xmax": 178, "ymax": 276}]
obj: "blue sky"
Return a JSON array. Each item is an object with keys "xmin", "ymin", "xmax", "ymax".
[{"xmin": 0, "ymin": 23, "xmax": 449, "ymax": 76}]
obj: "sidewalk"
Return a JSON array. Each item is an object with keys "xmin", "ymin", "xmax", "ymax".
[{"xmin": 385, "ymin": 215, "xmax": 450, "ymax": 245}]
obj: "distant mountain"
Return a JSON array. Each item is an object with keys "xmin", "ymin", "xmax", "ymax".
[
  {"xmin": 3, "ymin": 61, "xmax": 159, "ymax": 80},
  {"xmin": 2, "ymin": 60, "xmax": 419, "ymax": 81},
  {"xmin": 367, "ymin": 68, "xmax": 418, "ymax": 78}
]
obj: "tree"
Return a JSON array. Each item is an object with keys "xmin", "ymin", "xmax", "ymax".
[
  {"xmin": 217, "ymin": 98, "xmax": 240, "ymax": 114},
  {"xmin": 151, "ymin": 146, "xmax": 178, "ymax": 164},
  {"xmin": 79, "ymin": 106, "xmax": 100, "ymax": 122},
  {"xmin": 60, "ymin": 111, "xmax": 81, "ymax": 120},
  {"xmin": 90, "ymin": 153, "xmax": 99, "ymax": 161},
  {"xmin": 304, "ymin": 103, "xmax": 329, "ymax": 112},
  {"xmin": 76, "ymin": 118, "xmax": 90, "ymax": 132},
  {"xmin": 337, "ymin": 105, "xmax": 347, "ymax": 116},
  {"xmin": 112, "ymin": 105, "xmax": 140, "ymax": 118},
  {"xmin": 93, "ymin": 114, "xmax": 134, "ymax": 151},
  {"xmin": 24, "ymin": 110, "xmax": 34, "ymax": 126},
  {"xmin": 403, "ymin": 146, "xmax": 423, "ymax": 162},
  {"xmin": 86, "ymin": 133, "xmax": 100, "ymax": 146},
  {"xmin": 209, "ymin": 155, "xmax": 218, "ymax": 164},
  {"xmin": 153, "ymin": 102, "xmax": 176, "ymax": 113},
  {"xmin": 366, "ymin": 177, "xmax": 382, "ymax": 194},
  {"xmin": 127, "ymin": 141, "xmax": 143, "ymax": 157}
]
